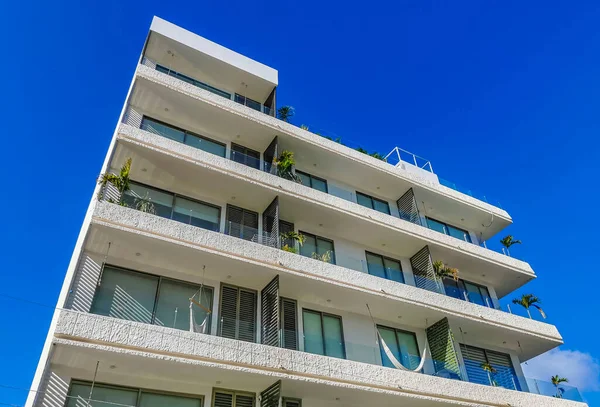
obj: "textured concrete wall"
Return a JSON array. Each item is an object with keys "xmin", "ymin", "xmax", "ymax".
[
  {"xmin": 90, "ymin": 201, "xmax": 561, "ymax": 343},
  {"xmin": 53, "ymin": 310, "xmax": 585, "ymax": 407}
]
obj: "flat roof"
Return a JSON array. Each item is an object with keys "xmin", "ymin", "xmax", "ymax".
[{"xmin": 150, "ymin": 16, "xmax": 278, "ymax": 86}]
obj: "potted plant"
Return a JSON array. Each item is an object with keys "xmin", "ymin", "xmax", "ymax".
[
  {"xmin": 280, "ymin": 231, "xmax": 305, "ymax": 253},
  {"xmin": 512, "ymin": 294, "xmax": 546, "ymax": 319},
  {"xmin": 97, "ymin": 157, "xmax": 132, "ymax": 206},
  {"xmin": 433, "ymin": 260, "xmax": 459, "ymax": 281},
  {"xmin": 277, "ymin": 106, "xmax": 294, "ymax": 122},
  {"xmin": 275, "ymin": 150, "xmax": 297, "ymax": 180},
  {"xmin": 500, "ymin": 235, "xmax": 521, "ymax": 256}
]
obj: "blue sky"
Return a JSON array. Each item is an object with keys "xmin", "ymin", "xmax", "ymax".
[{"xmin": 1, "ymin": 0, "xmax": 599, "ymax": 405}]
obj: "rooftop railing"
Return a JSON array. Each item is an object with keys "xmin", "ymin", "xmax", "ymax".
[{"xmin": 384, "ymin": 147, "xmax": 434, "ymax": 172}]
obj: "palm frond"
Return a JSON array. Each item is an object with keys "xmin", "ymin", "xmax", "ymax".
[{"xmin": 532, "ymin": 304, "xmax": 547, "ymax": 319}]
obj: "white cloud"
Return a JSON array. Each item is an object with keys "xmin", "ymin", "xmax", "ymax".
[{"xmin": 522, "ymin": 348, "xmax": 600, "ymax": 392}]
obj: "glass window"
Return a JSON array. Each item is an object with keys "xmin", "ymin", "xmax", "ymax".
[
  {"xmin": 140, "ymin": 392, "xmax": 202, "ymax": 407},
  {"xmin": 366, "ymin": 252, "xmax": 404, "ymax": 283},
  {"xmin": 141, "ymin": 117, "xmax": 185, "ymax": 143},
  {"xmin": 231, "ymin": 143, "xmax": 261, "ymax": 169},
  {"xmin": 67, "ymin": 383, "xmax": 138, "ymax": 407},
  {"xmin": 464, "ymin": 282, "xmax": 492, "ymax": 307},
  {"xmin": 377, "ymin": 326, "xmax": 420, "ymax": 370},
  {"xmin": 184, "ymin": 132, "xmax": 226, "ymax": 157},
  {"xmin": 123, "ymin": 183, "xmax": 174, "ymax": 218},
  {"xmin": 299, "ymin": 232, "xmax": 335, "ymax": 264},
  {"xmin": 296, "ymin": 170, "xmax": 328, "ymax": 193},
  {"xmin": 156, "ymin": 64, "xmax": 231, "ymax": 99},
  {"xmin": 426, "ymin": 217, "xmax": 472, "ymax": 243},
  {"xmin": 140, "ymin": 116, "xmax": 225, "ymax": 158},
  {"xmin": 447, "ymin": 225, "xmax": 472, "ymax": 243},
  {"xmin": 91, "ymin": 266, "xmax": 158, "ymax": 323},
  {"xmin": 460, "ymin": 344, "xmax": 520, "ymax": 390},
  {"xmin": 234, "ymin": 94, "xmax": 262, "ymax": 112},
  {"xmin": 442, "ymin": 277, "xmax": 464, "ymax": 300},
  {"xmin": 173, "ymin": 197, "xmax": 221, "ymax": 231},
  {"xmin": 302, "ymin": 309, "xmax": 345, "ymax": 358},
  {"xmin": 154, "ymin": 279, "xmax": 213, "ymax": 332},
  {"xmin": 356, "ymin": 192, "xmax": 390, "ymax": 215}
]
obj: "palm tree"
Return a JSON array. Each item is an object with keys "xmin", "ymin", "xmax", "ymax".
[
  {"xmin": 512, "ymin": 294, "xmax": 546, "ymax": 319},
  {"xmin": 277, "ymin": 106, "xmax": 295, "ymax": 122},
  {"xmin": 551, "ymin": 375, "xmax": 569, "ymax": 398},
  {"xmin": 500, "ymin": 235, "xmax": 521, "ymax": 256},
  {"xmin": 98, "ymin": 157, "xmax": 132, "ymax": 204}
]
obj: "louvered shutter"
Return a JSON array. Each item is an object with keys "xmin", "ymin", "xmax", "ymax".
[
  {"xmin": 213, "ymin": 392, "xmax": 233, "ymax": 407},
  {"xmin": 262, "ymin": 197, "xmax": 279, "ymax": 248},
  {"xmin": 263, "ymin": 136, "xmax": 278, "ymax": 174},
  {"xmin": 410, "ymin": 246, "xmax": 440, "ymax": 293},
  {"xmin": 396, "ymin": 188, "xmax": 422, "ymax": 226},
  {"xmin": 487, "ymin": 350, "xmax": 520, "ymax": 390},
  {"xmin": 261, "ymin": 276, "xmax": 280, "ymax": 347},
  {"xmin": 242, "ymin": 209, "xmax": 259, "ymax": 241},
  {"xmin": 280, "ymin": 298, "xmax": 298, "ymax": 350},
  {"xmin": 282, "ymin": 400, "xmax": 301, "ymax": 407},
  {"xmin": 238, "ymin": 289, "xmax": 257, "ymax": 342},
  {"xmin": 234, "ymin": 394, "xmax": 255, "ymax": 407},
  {"xmin": 260, "ymin": 381, "xmax": 280, "ymax": 407},
  {"xmin": 219, "ymin": 285, "xmax": 239, "ymax": 339},
  {"xmin": 460, "ymin": 344, "xmax": 489, "ymax": 386},
  {"xmin": 226, "ymin": 205, "xmax": 244, "ymax": 238}
]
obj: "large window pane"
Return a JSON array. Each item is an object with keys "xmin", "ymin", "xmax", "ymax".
[
  {"xmin": 296, "ymin": 171, "xmax": 311, "ymax": 187},
  {"xmin": 396, "ymin": 330, "xmax": 420, "ymax": 369},
  {"xmin": 91, "ymin": 267, "xmax": 158, "ymax": 323},
  {"xmin": 67, "ymin": 384, "xmax": 138, "ymax": 407},
  {"xmin": 356, "ymin": 193, "xmax": 373, "ymax": 209},
  {"xmin": 373, "ymin": 199, "xmax": 390, "ymax": 215},
  {"xmin": 316, "ymin": 237, "xmax": 335, "ymax": 264},
  {"xmin": 426, "ymin": 218, "xmax": 447, "ymax": 234},
  {"xmin": 140, "ymin": 392, "xmax": 202, "ymax": 407},
  {"xmin": 311, "ymin": 177, "xmax": 328, "ymax": 193},
  {"xmin": 154, "ymin": 279, "xmax": 212, "ymax": 332},
  {"xmin": 323, "ymin": 315, "xmax": 345, "ymax": 358},
  {"xmin": 299, "ymin": 234, "xmax": 317, "ymax": 258},
  {"xmin": 383, "ymin": 258, "xmax": 404, "ymax": 283},
  {"xmin": 443, "ymin": 278, "xmax": 463, "ymax": 300},
  {"xmin": 173, "ymin": 197, "xmax": 220, "ymax": 231},
  {"xmin": 366, "ymin": 253, "xmax": 386, "ymax": 279},
  {"xmin": 231, "ymin": 144, "xmax": 260, "ymax": 169},
  {"xmin": 185, "ymin": 133, "xmax": 226, "ymax": 157},
  {"xmin": 464, "ymin": 282, "xmax": 489, "ymax": 307},
  {"xmin": 123, "ymin": 183, "xmax": 173, "ymax": 218},
  {"xmin": 378, "ymin": 326, "xmax": 401, "ymax": 368},
  {"xmin": 448, "ymin": 225, "xmax": 472, "ymax": 243},
  {"xmin": 141, "ymin": 117, "xmax": 185, "ymax": 143},
  {"xmin": 303, "ymin": 310, "xmax": 324, "ymax": 355}
]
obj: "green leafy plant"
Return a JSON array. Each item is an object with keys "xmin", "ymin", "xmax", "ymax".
[
  {"xmin": 432, "ymin": 260, "xmax": 459, "ymax": 281},
  {"xmin": 98, "ymin": 158, "xmax": 132, "ymax": 204},
  {"xmin": 280, "ymin": 231, "xmax": 305, "ymax": 247},
  {"xmin": 300, "ymin": 124, "xmax": 309, "ymax": 130},
  {"xmin": 500, "ymin": 235, "xmax": 521, "ymax": 256},
  {"xmin": 355, "ymin": 147, "xmax": 385, "ymax": 160},
  {"xmin": 312, "ymin": 250, "xmax": 332, "ymax": 263},
  {"xmin": 512, "ymin": 294, "xmax": 546, "ymax": 319},
  {"xmin": 134, "ymin": 193, "xmax": 156, "ymax": 215},
  {"xmin": 282, "ymin": 245, "xmax": 297, "ymax": 254},
  {"xmin": 551, "ymin": 375, "xmax": 569, "ymax": 398},
  {"xmin": 277, "ymin": 106, "xmax": 295, "ymax": 122}
]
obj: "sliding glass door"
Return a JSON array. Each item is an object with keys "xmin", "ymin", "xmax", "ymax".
[{"xmin": 302, "ymin": 309, "xmax": 345, "ymax": 359}]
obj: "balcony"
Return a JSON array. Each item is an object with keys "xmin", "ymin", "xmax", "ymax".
[
  {"xmin": 113, "ymin": 119, "xmax": 532, "ymax": 298},
  {"xmin": 53, "ymin": 310, "xmax": 585, "ymax": 405}
]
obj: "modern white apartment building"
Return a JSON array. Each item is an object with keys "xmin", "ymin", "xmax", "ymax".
[{"xmin": 26, "ymin": 16, "xmax": 586, "ymax": 407}]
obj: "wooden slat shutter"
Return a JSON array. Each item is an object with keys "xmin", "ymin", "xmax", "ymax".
[
  {"xmin": 213, "ymin": 391, "xmax": 233, "ymax": 407},
  {"xmin": 262, "ymin": 197, "xmax": 279, "ymax": 248},
  {"xmin": 427, "ymin": 317, "xmax": 461, "ymax": 378},
  {"xmin": 238, "ymin": 289, "xmax": 257, "ymax": 342},
  {"xmin": 263, "ymin": 136, "xmax": 278, "ymax": 174},
  {"xmin": 234, "ymin": 394, "xmax": 255, "ymax": 407},
  {"xmin": 280, "ymin": 298, "xmax": 298, "ymax": 350},
  {"xmin": 260, "ymin": 381, "xmax": 281, "ymax": 407},
  {"xmin": 282, "ymin": 400, "xmax": 301, "ymax": 407},
  {"xmin": 261, "ymin": 276, "xmax": 280, "ymax": 347},
  {"xmin": 279, "ymin": 220, "xmax": 295, "ymax": 249},
  {"xmin": 396, "ymin": 188, "xmax": 422, "ymax": 225},
  {"xmin": 219, "ymin": 285, "xmax": 239, "ymax": 340},
  {"xmin": 410, "ymin": 246, "xmax": 440, "ymax": 293},
  {"xmin": 226, "ymin": 205, "xmax": 259, "ymax": 241},
  {"xmin": 242, "ymin": 209, "xmax": 259, "ymax": 241}
]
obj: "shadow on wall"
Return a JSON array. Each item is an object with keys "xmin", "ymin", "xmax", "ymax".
[
  {"xmin": 38, "ymin": 371, "xmax": 69, "ymax": 407},
  {"xmin": 67, "ymin": 255, "xmax": 102, "ymax": 313}
]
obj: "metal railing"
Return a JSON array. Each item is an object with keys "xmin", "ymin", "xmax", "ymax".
[{"xmin": 385, "ymin": 146, "xmax": 434, "ymax": 172}]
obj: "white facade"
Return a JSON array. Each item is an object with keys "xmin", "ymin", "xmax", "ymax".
[{"xmin": 26, "ymin": 16, "xmax": 587, "ymax": 407}]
